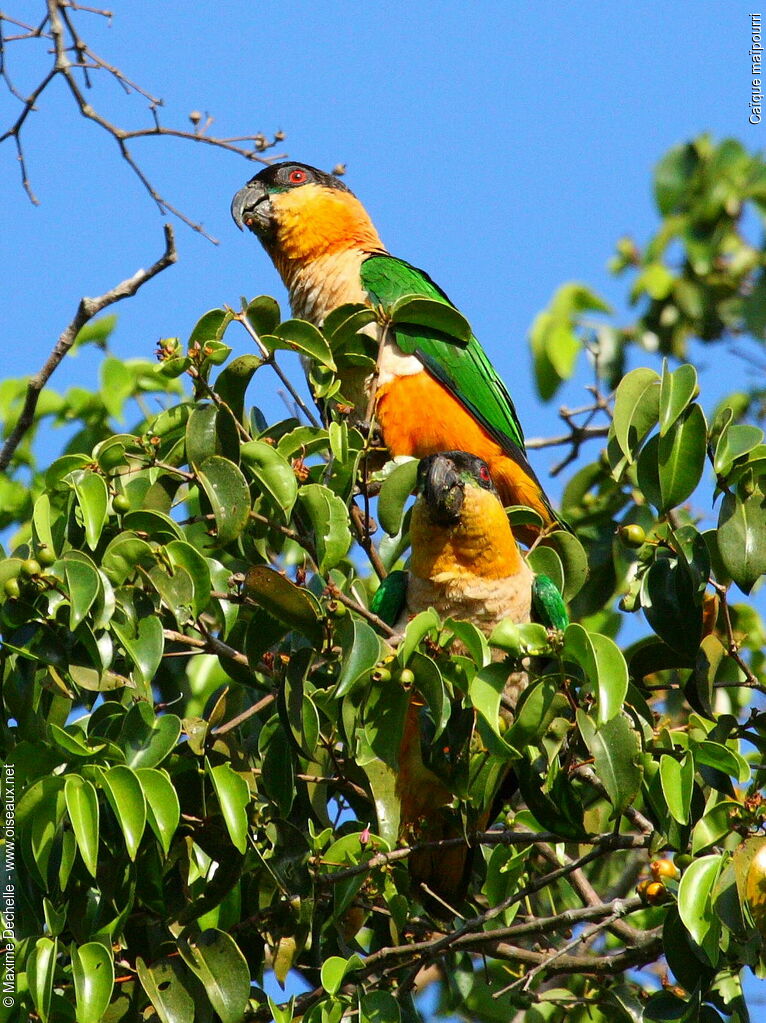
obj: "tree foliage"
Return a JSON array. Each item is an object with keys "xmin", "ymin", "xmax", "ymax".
[{"xmin": 3, "ymin": 135, "xmax": 766, "ymax": 1023}]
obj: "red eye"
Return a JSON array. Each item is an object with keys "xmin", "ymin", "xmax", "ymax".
[
  {"xmin": 479, "ymin": 465, "xmax": 491, "ymax": 483},
  {"xmin": 288, "ymin": 168, "xmax": 308, "ymax": 184}
]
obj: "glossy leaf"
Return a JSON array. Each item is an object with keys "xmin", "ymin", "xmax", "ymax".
[
  {"xmin": 136, "ymin": 957, "xmax": 197, "ymax": 1023},
  {"xmin": 246, "ymin": 294, "xmax": 281, "ymax": 336},
  {"xmin": 263, "ymin": 319, "xmax": 336, "ymax": 370},
  {"xmin": 28, "ymin": 936, "xmax": 57, "ymax": 1023},
  {"xmin": 119, "ymin": 701, "xmax": 181, "ymax": 769},
  {"xmin": 244, "ymin": 565, "xmax": 324, "ymax": 646},
  {"xmin": 655, "ymin": 403, "xmax": 707, "ymax": 512},
  {"xmin": 660, "ymin": 752, "xmax": 694, "ymax": 825},
  {"xmin": 577, "ymin": 711, "xmax": 643, "ymax": 816},
  {"xmin": 213, "ymin": 354, "xmax": 263, "ymax": 421},
  {"xmin": 298, "ymin": 483, "xmax": 352, "ymax": 570},
  {"xmin": 101, "ymin": 765, "xmax": 147, "ymax": 860},
  {"xmin": 717, "ymin": 487, "xmax": 766, "ymax": 593},
  {"xmin": 389, "ymin": 294, "xmax": 472, "ymax": 343},
  {"xmin": 335, "ymin": 616, "xmax": 383, "ymax": 696},
  {"xmin": 320, "ymin": 954, "xmax": 364, "ymax": 996},
  {"xmin": 563, "ymin": 623, "xmax": 628, "ymax": 724},
  {"xmin": 72, "ymin": 471, "xmax": 109, "ymax": 550},
  {"xmin": 240, "ymin": 438, "xmax": 299, "ymax": 519},
  {"xmin": 186, "ymin": 403, "xmax": 240, "ymax": 467},
  {"xmin": 612, "ymin": 367, "xmax": 660, "ymax": 460},
  {"xmin": 713, "ymin": 422, "xmax": 764, "ymax": 476},
  {"xmin": 377, "ymin": 458, "xmax": 419, "ymax": 536},
  {"xmin": 659, "ymin": 361, "xmax": 699, "ymax": 436},
  {"xmin": 64, "ymin": 775, "xmax": 99, "ymax": 877},
  {"xmin": 112, "ymin": 614, "xmax": 164, "ymax": 685},
  {"xmin": 71, "ymin": 941, "xmax": 114, "ymax": 1023},
  {"xmin": 178, "ymin": 929, "xmax": 251, "ymax": 1023},
  {"xmin": 197, "ymin": 455, "xmax": 252, "ymax": 545},
  {"xmin": 63, "ymin": 556, "xmax": 101, "ymax": 631},
  {"xmin": 208, "ymin": 761, "xmax": 250, "ymax": 853},
  {"xmin": 135, "ymin": 768, "xmax": 181, "ymax": 857},
  {"xmin": 677, "ymin": 854, "xmax": 723, "ymax": 963}
]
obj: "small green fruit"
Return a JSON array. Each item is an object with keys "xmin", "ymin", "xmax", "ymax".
[
  {"xmin": 112, "ymin": 494, "xmax": 131, "ymax": 514},
  {"xmin": 619, "ymin": 524, "xmax": 646, "ymax": 548},
  {"xmin": 21, "ymin": 558, "xmax": 41, "ymax": 578}
]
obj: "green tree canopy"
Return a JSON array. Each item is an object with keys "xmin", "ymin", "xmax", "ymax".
[{"xmin": 3, "ymin": 135, "xmax": 766, "ymax": 1023}]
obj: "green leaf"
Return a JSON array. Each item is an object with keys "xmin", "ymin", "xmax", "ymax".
[
  {"xmin": 389, "ymin": 294, "xmax": 472, "ymax": 343},
  {"xmin": 717, "ymin": 488, "xmax": 766, "ymax": 593},
  {"xmin": 208, "ymin": 761, "xmax": 250, "ymax": 853},
  {"xmin": 655, "ymin": 403, "xmax": 707, "ymax": 512},
  {"xmin": 714, "ymin": 422, "xmax": 764, "ymax": 477},
  {"xmin": 119, "ymin": 701, "xmax": 181, "ymax": 769},
  {"xmin": 611, "ymin": 367, "xmax": 661, "ymax": 461},
  {"xmin": 377, "ymin": 458, "xmax": 419, "ymax": 536},
  {"xmin": 360, "ymin": 991, "xmax": 401, "ymax": 1023},
  {"xmin": 398, "ymin": 608, "xmax": 440, "ymax": 664},
  {"xmin": 263, "ymin": 319, "xmax": 336, "ymax": 370},
  {"xmin": 28, "ymin": 936, "xmax": 57, "ymax": 1023},
  {"xmin": 214, "ymin": 354, "xmax": 263, "ymax": 422},
  {"xmin": 186, "ymin": 403, "xmax": 240, "ymax": 467},
  {"xmin": 65, "ymin": 776, "xmax": 100, "ymax": 877},
  {"xmin": 577, "ymin": 711, "xmax": 643, "ymax": 817},
  {"xmin": 197, "ymin": 455, "xmax": 252, "ymax": 545},
  {"xmin": 63, "ymin": 556, "xmax": 101, "ymax": 631},
  {"xmin": 101, "ymin": 533, "xmax": 154, "ymax": 584},
  {"xmin": 112, "ymin": 614, "xmax": 164, "ymax": 685},
  {"xmin": 71, "ymin": 941, "xmax": 114, "ymax": 1023},
  {"xmin": 122, "ymin": 508, "xmax": 183, "ymax": 542},
  {"xmin": 563, "ymin": 623, "xmax": 628, "ymax": 724},
  {"xmin": 298, "ymin": 483, "xmax": 352, "ymax": 570},
  {"xmin": 677, "ymin": 854, "xmax": 723, "ymax": 964},
  {"xmin": 100, "ymin": 765, "xmax": 147, "ymax": 860},
  {"xmin": 135, "ymin": 768, "xmax": 181, "ymax": 857},
  {"xmin": 136, "ymin": 957, "xmax": 197, "ymax": 1023},
  {"xmin": 641, "ymin": 557, "xmax": 702, "ymax": 659},
  {"xmin": 178, "ymin": 929, "xmax": 250, "ymax": 1023},
  {"xmin": 72, "ymin": 471, "xmax": 109, "ymax": 550},
  {"xmin": 660, "ymin": 753, "xmax": 694, "ymax": 825},
  {"xmin": 189, "ymin": 308, "xmax": 233, "ymax": 346},
  {"xmin": 240, "ymin": 439, "xmax": 299, "ymax": 519},
  {"xmin": 320, "ymin": 954, "xmax": 364, "ymax": 996},
  {"xmin": 246, "ymin": 295, "xmax": 281, "ymax": 335},
  {"xmin": 335, "ymin": 616, "xmax": 384, "ymax": 696},
  {"xmin": 244, "ymin": 565, "xmax": 324, "ymax": 646},
  {"xmin": 659, "ymin": 361, "xmax": 699, "ymax": 436},
  {"xmin": 165, "ymin": 539, "xmax": 213, "ymax": 618},
  {"xmin": 693, "ymin": 740, "xmax": 750, "ymax": 784}
]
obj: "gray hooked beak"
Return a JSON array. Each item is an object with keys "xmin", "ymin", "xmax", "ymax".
[
  {"xmin": 419, "ymin": 454, "xmax": 465, "ymax": 526},
  {"xmin": 231, "ymin": 180, "xmax": 273, "ymax": 237}
]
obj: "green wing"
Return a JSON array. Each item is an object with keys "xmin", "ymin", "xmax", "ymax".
[
  {"xmin": 531, "ymin": 574, "xmax": 569, "ymax": 631},
  {"xmin": 369, "ymin": 569, "xmax": 408, "ymax": 628},
  {"xmin": 360, "ymin": 254, "xmax": 533, "ymax": 464}
]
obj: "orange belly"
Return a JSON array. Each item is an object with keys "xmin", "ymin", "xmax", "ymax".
[{"xmin": 376, "ymin": 370, "xmax": 553, "ymax": 532}]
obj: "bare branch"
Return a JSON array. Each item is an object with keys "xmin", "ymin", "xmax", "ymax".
[
  {"xmin": 0, "ymin": 223, "xmax": 177, "ymax": 472},
  {"xmin": 1, "ymin": 2, "xmax": 284, "ymax": 237}
]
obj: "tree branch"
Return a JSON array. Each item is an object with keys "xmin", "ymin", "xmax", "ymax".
[
  {"xmin": 1, "ymin": 2, "xmax": 285, "ymax": 237},
  {"xmin": 0, "ymin": 223, "xmax": 177, "ymax": 472}
]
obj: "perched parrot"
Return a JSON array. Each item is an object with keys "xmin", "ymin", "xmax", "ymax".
[
  {"xmin": 369, "ymin": 451, "xmax": 568, "ymax": 900},
  {"xmin": 231, "ymin": 162, "xmax": 563, "ymax": 542}
]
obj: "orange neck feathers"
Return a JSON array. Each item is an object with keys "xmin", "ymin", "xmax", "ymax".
[
  {"xmin": 410, "ymin": 487, "xmax": 524, "ymax": 583},
  {"xmin": 267, "ymin": 184, "xmax": 384, "ymax": 288}
]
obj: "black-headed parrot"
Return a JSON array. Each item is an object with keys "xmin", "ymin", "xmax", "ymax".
[
  {"xmin": 231, "ymin": 162, "xmax": 563, "ymax": 544},
  {"xmin": 370, "ymin": 451, "xmax": 568, "ymax": 900}
]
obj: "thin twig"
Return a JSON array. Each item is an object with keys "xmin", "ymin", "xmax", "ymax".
[
  {"xmin": 233, "ymin": 310, "xmax": 321, "ymax": 427},
  {"xmin": 0, "ymin": 224, "xmax": 176, "ymax": 472}
]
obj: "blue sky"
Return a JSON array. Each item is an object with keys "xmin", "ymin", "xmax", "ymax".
[
  {"xmin": 3, "ymin": 0, "xmax": 765, "ymax": 1013},
  {"xmin": 1, "ymin": 2, "xmax": 755, "ymax": 493}
]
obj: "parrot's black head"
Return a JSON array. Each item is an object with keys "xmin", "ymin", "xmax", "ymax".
[
  {"xmin": 230, "ymin": 162, "xmax": 353, "ymax": 242},
  {"xmin": 417, "ymin": 451, "xmax": 497, "ymax": 527}
]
